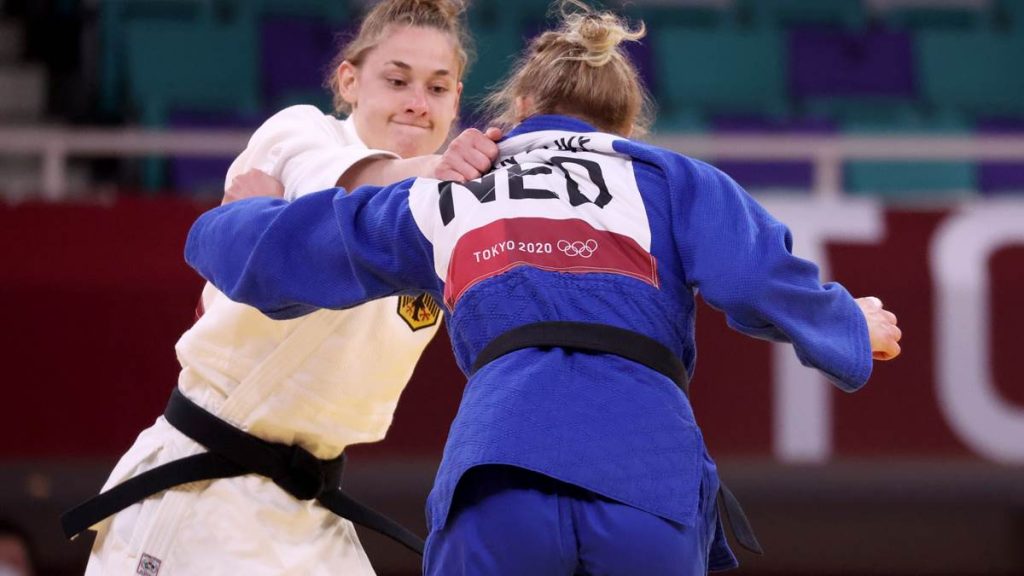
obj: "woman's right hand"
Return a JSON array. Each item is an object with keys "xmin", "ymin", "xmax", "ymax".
[
  {"xmin": 856, "ymin": 296, "xmax": 902, "ymax": 361},
  {"xmin": 433, "ymin": 127, "xmax": 503, "ymax": 182}
]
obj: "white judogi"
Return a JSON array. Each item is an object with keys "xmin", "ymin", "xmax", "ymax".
[{"xmin": 86, "ymin": 106, "xmax": 440, "ymax": 575}]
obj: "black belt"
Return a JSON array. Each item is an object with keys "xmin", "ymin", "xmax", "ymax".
[
  {"xmin": 61, "ymin": 388, "xmax": 425, "ymax": 555},
  {"xmin": 472, "ymin": 321, "xmax": 764, "ymax": 556}
]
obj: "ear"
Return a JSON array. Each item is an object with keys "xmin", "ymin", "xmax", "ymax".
[
  {"xmin": 514, "ymin": 96, "xmax": 534, "ymax": 122},
  {"xmin": 337, "ymin": 61, "xmax": 360, "ymax": 109}
]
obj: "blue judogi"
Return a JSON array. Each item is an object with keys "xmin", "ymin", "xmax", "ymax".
[
  {"xmin": 423, "ymin": 464, "xmax": 723, "ymax": 575},
  {"xmin": 186, "ymin": 115, "xmax": 872, "ymax": 572}
]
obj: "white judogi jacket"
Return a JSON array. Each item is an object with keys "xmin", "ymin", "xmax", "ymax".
[{"xmin": 86, "ymin": 106, "xmax": 440, "ymax": 576}]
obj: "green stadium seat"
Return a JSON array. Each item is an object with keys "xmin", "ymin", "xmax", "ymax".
[
  {"xmin": 995, "ymin": 0, "xmax": 1024, "ymax": 29},
  {"xmin": 462, "ymin": 20, "xmax": 525, "ymax": 118},
  {"xmin": 99, "ymin": 0, "xmax": 351, "ymax": 119},
  {"xmin": 124, "ymin": 19, "xmax": 260, "ymax": 124},
  {"xmin": 619, "ymin": 2, "xmax": 736, "ymax": 31},
  {"xmin": 651, "ymin": 107, "xmax": 707, "ymax": 133},
  {"xmin": 98, "ymin": 0, "xmax": 213, "ymax": 116},
  {"xmin": 845, "ymin": 160, "xmax": 976, "ymax": 200},
  {"xmin": 249, "ymin": 0, "xmax": 352, "ymax": 23},
  {"xmin": 654, "ymin": 27, "xmax": 788, "ymax": 122},
  {"xmin": 843, "ymin": 113, "xmax": 976, "ymax": 200},
  {"xmin": 468, "ymin": 0, "xmax": 552, "ymax": 31},
  {"xmin": 916, "ymin": 30, "xmax": 1024, "ymax": 117},
  {"xmin": 802, "ymin": 99, "xmax": 922, "ymax": 125},
  {"xmin": 123, "ymin": 15, "xmax": 260, "ymax": 189},
  {"xmin": 879, "ymin": 4, "xmax": 992, "ymax": 30},
  {"xmin": 736, "ymin": 0, "xmax": 865, "ymax": 29}
]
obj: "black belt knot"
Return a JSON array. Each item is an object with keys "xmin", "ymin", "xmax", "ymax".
[{"xmin": 275, "ymin": 444, "xmax": 344, "ymax": 501}]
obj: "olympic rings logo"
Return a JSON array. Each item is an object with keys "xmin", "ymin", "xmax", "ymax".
[{"xmin": 557, "ymin": 239, "xmax": 599, "ymax": 258}]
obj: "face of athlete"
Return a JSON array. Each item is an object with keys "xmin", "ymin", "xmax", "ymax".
[{"xmin": 337, "ymin": 25, "xmax": 462, "ymax": 159}]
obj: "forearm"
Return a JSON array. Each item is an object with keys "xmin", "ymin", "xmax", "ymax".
[
  {"xmin": 678, "ymin": 163, "xmax": 873, "ymax": 390},
  {"xmin": 186, "ymin": 191, "xmax": 356, "ymax": 319},
  {"xmin": 337, "ymin": 155, "xmax": 441, "ymax": 189},
  {"xmin": 186, "ymin": 181, "xmax": 438, "ymax": 319},
  {"xmin": 699, "ymin": 229, "xmax": 874, "ymax": 391},
  {"xmin": 336, "ymin": 127, "xmax": 502, "ymax": 190},
  {"xmin": 761, "ymin": 280, "xmax": 873, "ymax": 391}
]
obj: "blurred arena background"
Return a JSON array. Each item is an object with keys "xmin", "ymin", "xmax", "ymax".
[{"xmin": 1, "ymin": 0, "xmax": 1023, "ymax": 574}]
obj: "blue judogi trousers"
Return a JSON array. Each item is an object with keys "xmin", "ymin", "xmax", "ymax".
[{"xmin": 424, "ymin": 465, "xmax": 720, "ymax": 576}]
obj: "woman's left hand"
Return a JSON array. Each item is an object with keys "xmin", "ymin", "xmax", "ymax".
[{"xmin": 223, "ymin": 169, "xmax": 285, "ymax": 205}]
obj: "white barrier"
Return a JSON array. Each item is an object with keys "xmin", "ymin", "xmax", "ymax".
[{"xmin": 2, "ymin": 126, "xmax": 1024, "ymax": 200}]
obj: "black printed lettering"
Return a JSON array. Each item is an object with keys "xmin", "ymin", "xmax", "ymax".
[
  {"xmin": 439, "ymin": 172, "xmax": 497, "ymax": 226},
  {"xmin": 508, "ymin": 164, "xmax": 558, "ymax": 200},
  {"xmin": 548, "ymin": 156, "xmax": 612, "ymax": 208},
  {"xmin": 553, "ymin": 136, "xmax": 592, "ymax": 153}
]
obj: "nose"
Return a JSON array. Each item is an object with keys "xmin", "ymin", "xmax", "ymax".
[{"xmin": 405, "ymin": 86, "xmax": 429, "ymax": 117}]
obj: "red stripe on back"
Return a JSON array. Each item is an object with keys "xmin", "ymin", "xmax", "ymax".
[{"xmin": 444, "ymin": 217, "xmax": 658, "ymax": 308}]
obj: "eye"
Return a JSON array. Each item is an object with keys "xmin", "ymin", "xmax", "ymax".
[
  {"xmin": 387, "ymin": 78, "xmax": 407, "ymax": 87},
  {"xmin": 429, "ymin": 85, "xmax": 450, "ymax": 95}
]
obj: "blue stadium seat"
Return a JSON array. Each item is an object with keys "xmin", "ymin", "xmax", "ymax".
[
  {"xmin": 166, "ymin": 110, "xmax": 262, "ymax": 198},
  {"xmin": 789, "ymin": 28, "xmax": 916, "ymax": 102},
  {"xmin": 976, "ymin": 117, "xmax": 1024, "ymax": 195},
  {"xmin": 260, "ymin": 15, "xmax": 343, "ymax": 113}
]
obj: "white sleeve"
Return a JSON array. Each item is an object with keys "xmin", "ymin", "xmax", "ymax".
[{"xmin": 225, "ymin": 105, "xmax": 399, "ymax": 201}]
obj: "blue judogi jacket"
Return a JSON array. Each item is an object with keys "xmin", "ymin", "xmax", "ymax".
[{"xmin": 186, "ymin": 115, "xmax": 872, "ymax": 570}]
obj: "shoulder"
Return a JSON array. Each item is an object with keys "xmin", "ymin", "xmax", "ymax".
[
  {"xmin": 611, "ymin": 138, "xmax": 695, "ymax": 186},
  {"xmin": 235, "ymin": 105, "xmax": 354, "ymax": 164},
  {"xmin": 263, "ymin": 104, "xmax": 341, "ymax": 128},
  {"xmin": 227, "ymin": 105, "xmax": 356, "ymax": 193},
  {"xmin": 248, "ymin": 105, "xmax": 346, "ymax": 143},
  {"xmin": 625, "ymin": 138, "xmax": 743, "ymax": 191}
]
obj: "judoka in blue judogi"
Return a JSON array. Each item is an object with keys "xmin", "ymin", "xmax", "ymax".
[{"xmin": 184, "ymin": 111, "xmax": 892, "ymax": 574}]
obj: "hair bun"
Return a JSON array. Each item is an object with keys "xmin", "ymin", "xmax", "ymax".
[
  {"xmin": 561, "ymin": 2, "xmax": 645, "ymax": 67},
  {"xmin": 482, "ymin": 0, "xmax": 653, "ymax": 137}
]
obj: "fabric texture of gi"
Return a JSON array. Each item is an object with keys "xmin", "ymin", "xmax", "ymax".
[
  {"xmin": 424, "ymin": 464, "xmax": 721, "ymax": 576},
  {"xmin": 186, "ymin": 114, "xmax": 873, "ymax": 572},
  {"xmin": 86, "ymin": 106, "xmax": 439, "ymax": 575}
]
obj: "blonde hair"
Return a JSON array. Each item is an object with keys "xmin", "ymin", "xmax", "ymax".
[
  {"xmin": 325, "ymin": 0, "xmax": 473, "ymax": 115},
  {"xmin": 483, "ymin": 0, "xmax": 652, "ymax": 137}
]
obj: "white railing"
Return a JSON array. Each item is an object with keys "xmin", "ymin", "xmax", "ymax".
[
  {"xmin": 650, "ymin": 133, "xmax": 1024, "ymax": 199},
  {"xmin": 2, "ymin": 126, "xmax": 1024, "ymax": 200}
]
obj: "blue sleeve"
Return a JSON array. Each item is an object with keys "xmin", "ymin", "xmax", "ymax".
[
  {"xmin": 184, "ymin": 180, "xmax": 440, "ymax": 319},
  {"xmin": 668, "ymin": 156, "xmax": 872, "ymax": 391}
]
